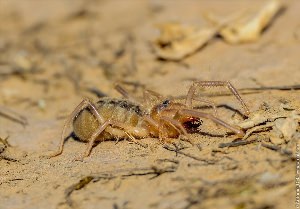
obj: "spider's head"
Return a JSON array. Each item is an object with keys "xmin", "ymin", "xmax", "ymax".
[
  {"xmin": 158, "ymin": 99, "xmax": 171, "ymax": 111},
  {"xmin": 150, "ymin": 99, "xmax": 174, "ymax": 120}
]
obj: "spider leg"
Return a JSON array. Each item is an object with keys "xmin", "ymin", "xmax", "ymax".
[
  {"xmin": 123, "ymin": 131, "xmax": 147, "ymax": 148},
  {"xmin": 186, "ymin": 80, "xmax": 250, "ymax": 115},
  {"xmin": 0, "ymin": 105, "xmax": 28, "ymax": 126},
  {"xmin": 189, "ymin": 97, "xmax": 218, "ymax": 117},
  {"xmin": 158, "ymin": 121, "xmax": 170, "ymax": 144},
  {"xmin": 179, "ymin": 109, "xmax": 245, "ymax": 137},
  {"xmin": 75, "ymin": 119, "xmax": 113, "ymax": 161},
  {"xmin": 143, "ymin": 89, "xmax": 166, "ymax": 110},
  {"xmin": 49, "ymin": 98, "xmax": 105, "ymax": 158},
  {"xmin": 143, "ymin": 114, "xmax": 177, "ymax": 141},
  {"xmin": 114, "ymin": 84, "xmax": 140, "ymax": 103},
  {"xmin": 160, "ymin": 116, "xmax": 193, "ymax": 145},
  {"xmin": 115, "ymin": 83, "xmax": 164, "ymax": 109},
  {"xmin": 143, "ymin": 89, "xmax": 163, "ymax": 100},
  {"xmin": 160, "ymin": 116, "xmax": 188, "ymax": 136},
  {"xmin": 143, "ymin": 115, "xmax": 159, "ymax": 130},
  {"xmin": 77, "ymin": 118, "xmax": 151, "ymax": 160}
]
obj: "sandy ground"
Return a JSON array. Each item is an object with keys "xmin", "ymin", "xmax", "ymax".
[{"xmin": 0, "ymin": 1, "xmax": 299, "ymax": 209}]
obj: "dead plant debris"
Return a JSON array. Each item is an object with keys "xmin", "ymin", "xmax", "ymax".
[
  {"xmin": 64, "ymin": 164, "xmax": 178, "ymax": 207},
  {"xmin": 153, "ymin": 22, "xmax": 216, "ymax": 60},
  {"xmin": 153, "ymin": 0, "xmax": 284, "ymax": 60},
  {"xmin": 214, "ymin": 0, "xmax": 283, "ymax": 44}
]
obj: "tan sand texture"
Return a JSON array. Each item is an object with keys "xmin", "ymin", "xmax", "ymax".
[{"xmin": 0, "ymin": 1, "xmax": 299, "ymax": 209}]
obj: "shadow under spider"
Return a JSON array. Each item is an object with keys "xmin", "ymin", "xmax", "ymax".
[{"xmin": 193, "ymin": 104, "xmax": 246, "ymax": 119}]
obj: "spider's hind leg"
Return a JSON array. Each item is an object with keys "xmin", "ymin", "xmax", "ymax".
[{"xmin": 49, "ymin": 98, "xmax": 105, "ymax": 158}]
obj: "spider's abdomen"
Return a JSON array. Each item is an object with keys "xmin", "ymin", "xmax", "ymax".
[
  {"xmin": 96, "ymin": 98, "xmax": 144, "ymax": 125},
  {"xmin": 73, "ymin": 98, "xmax": 149, "ymax": 142}
]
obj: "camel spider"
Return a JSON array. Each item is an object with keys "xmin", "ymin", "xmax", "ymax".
[{"xmin": 50, "ymin": 81, "xmax": 249, "ymax": 160}]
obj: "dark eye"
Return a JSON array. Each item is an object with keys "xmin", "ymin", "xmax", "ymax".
[{"xmin": 162, "ymin": 100, "xmax": 170, "ymax": 107}]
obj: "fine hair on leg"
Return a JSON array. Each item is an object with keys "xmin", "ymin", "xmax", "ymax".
[
  {"xmin": 160, "ymin": 116, "xmax": 188, "ymax": 136},
  {"xmin": 160, "ymin": 116, "xmax": 194, "ymax": 145},
  {"xmin": 186, "ymin": 80, "xmax": 250, "ymax": 115},
  {"xmin": 188, "ymin": 97, "xmax": 219, "ymax": 116},
  {"xmin": 49, "ymin": 98, "xmax": 104, "ymax": 157},
  {"xmin": 115, "ymin": 84, "xmax": 140, "ymax": 103},
  {"xmin": 76, "ymin": 119, "xmax": 113, "ymax": 160}
]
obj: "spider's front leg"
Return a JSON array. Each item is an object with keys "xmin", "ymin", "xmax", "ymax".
[
  {"xmin": 185, "ymin": 80, "xmax": 250, "ymax": 116},
  {"xmin": 178, "ymin": 109, "xmax": 245, "ymax": 137}
]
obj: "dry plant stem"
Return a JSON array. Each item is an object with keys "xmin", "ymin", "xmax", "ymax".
[
  {"xmin": 261, "ymin": 143, "xmax": 293, "ymax": 157},
  {"xmin": 218, "ymin": 139, "xmax": 256, "ymax": 148},
  {"xmin": 163, "ymin": 144, "xmax": 216, "ymax": 163},
  {"xmin": 242, "ymin": 122, "xmax": 274, "ymax": 140},
  {"xmin": 65, "ymin": 166, "xmax": 177, "ymax": 206},
  {"xmin": 240, "ymin": 84, "xmax": 300, "ymax": 91},
  {"xmin": 179, "ymin": 109, "xmax": 245, "ymax": 136},
  {"xmin": 0, "ymin": 105, "xmax": 28, "ymax": 126},
  {"xmin": 186, "ymin": 81, "xmax": 250, "ymax": 115},
  {"xmin": 49, "ymin": 98, "xmax": 105, "ymax": 157}
]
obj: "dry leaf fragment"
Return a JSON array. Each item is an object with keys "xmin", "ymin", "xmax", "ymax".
[
  {"xmin": 153, "ymin": 22, "xmax": 216, "ymax": 60},
  {"xmin": 240, "ymin": 111, "xmax": 299, "ymax": 142},
  {"xmin": 218, "ymin": 0, "xmax": 283, "ymax": 44},
  {"xmin": 269, "ymin": 115, "xmax": 298, "ymax": 144},
  {"xmin": 269, "ymin": 135, "xmax": 285, "ymax": 145},
  {"xmin": 273, "ymin": 114, "xmax": 298, "ymax": 141}
]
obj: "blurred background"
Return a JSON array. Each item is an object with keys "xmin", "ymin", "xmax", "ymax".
[{"xmin": 0, "ymin": 1, "xmax": 299, "ymax": 209}]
